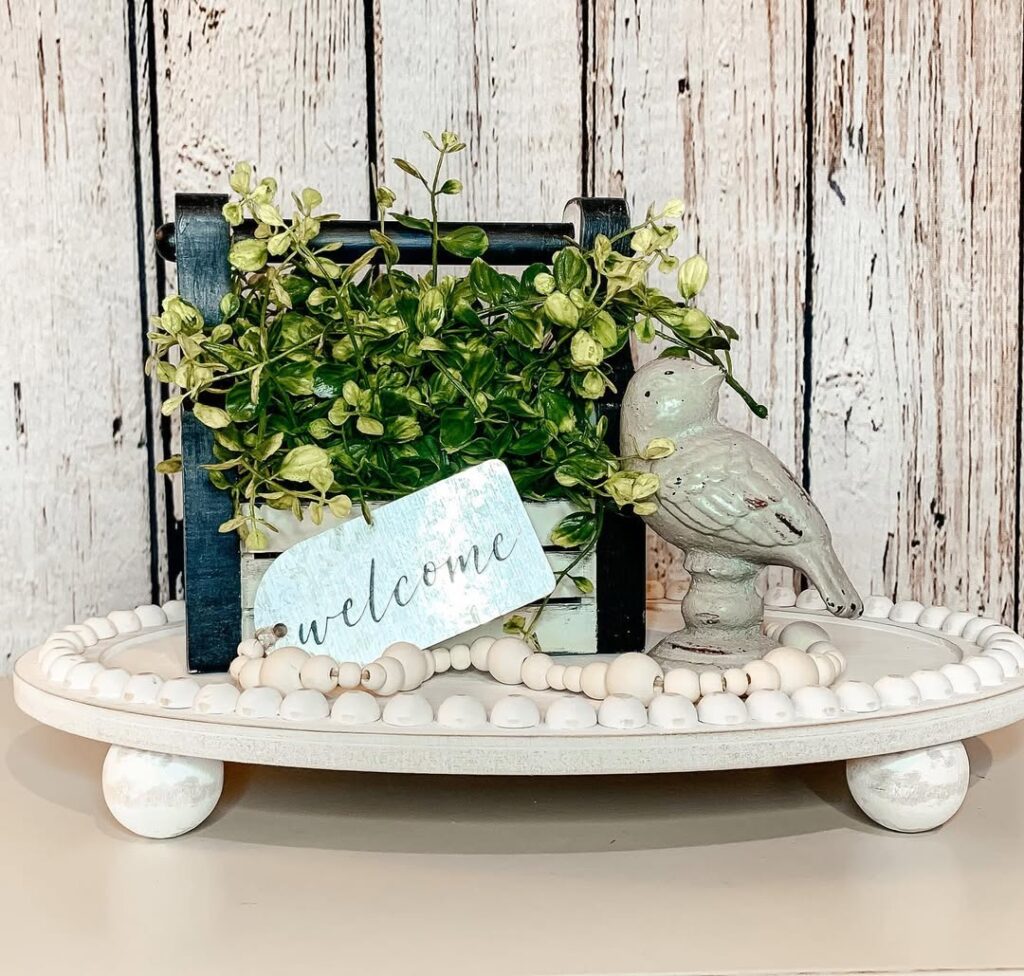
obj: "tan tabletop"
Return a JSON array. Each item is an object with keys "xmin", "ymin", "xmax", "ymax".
[{"xmin": 2, "ymin": 680, "xmax": 1023, "ymax": 976}]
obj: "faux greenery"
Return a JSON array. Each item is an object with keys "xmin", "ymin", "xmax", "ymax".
[{"xmin": 148, "ymin": 131, "xmax": 763, "ymax": 638}]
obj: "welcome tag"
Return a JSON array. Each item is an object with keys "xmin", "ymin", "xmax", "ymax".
[{"xmin": 253, "ymin": 459, "xmax": 555, "ymax": 662}]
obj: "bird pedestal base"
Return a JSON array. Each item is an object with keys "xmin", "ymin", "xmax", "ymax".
[{"xmin": 649, "ymin": 551, "xmax": 774, "ymax": 669}]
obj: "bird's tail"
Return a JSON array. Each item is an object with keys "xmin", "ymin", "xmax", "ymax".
[{"xmin": 796, "ymin": 546, "xmax": 862, "ymax": 619}]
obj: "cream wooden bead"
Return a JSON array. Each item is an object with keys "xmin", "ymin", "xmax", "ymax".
[
  {"xmin": 764, "ymin": 585, "xmax": 797, "ymax": 608},
  {"xmin": 431, "ymin": 647, "xmax": 452, "ymax": 674},
  {"xmin": 699, "ymin": 670, "xmax": 724, "ymax": 697},
  {"xmin": 762, "ymin": 622, "xmax": 784, "ymax": 640},
  {"xmin": 360, "ymin": 662, "xmax": 386, "ymax": 692},
  {"xmin": 66, "ymin": 661, "xmax": 105, "ymax": 691},
  {"xmin": 237, "ymin": 638, "xmax": 265, "ymax": 659},
  {"xmin": 723, "ymin": 668, "xmax": 748, "ymax": 697},
  {"xmin": 421, "ymin": 649, "xmax": 435, "ymax": 679},
  {"xmin": 228, "ymin": 656, "xmax": 247, "ymax": 679},
  {"xmin": 158, "ymin": 677, "xmax": 201, "ymax": 709},
  {"xmin": 825, "ymin": 649, "xmax": 847, "ymax": 678},
  {"xmin": 888, "ymin": 600, "xmax": 926, "ymax": 624},
  {"xmin": 337, "ymin": 661, "xmax": 362, "ymax": 689},
  {"xmin": 744, "ymin": 659, "xmax": 781, "ymax": 692},
  {"xmin": 777, "ymin": 621, "xmax": 830, "ymax": 651},
  {"xmin": 605, "ymin": 652, "xmax": 663, "ymax": 706},
  {"xmin": 238, "ymin": 658, "xmax": 265, "ymax": 691},
  {"xmin": 580, "ymin": 661, "xmax": 609, "ymax": 700},
  {"xmin": 963, "ymin": 655, "xmax": 1004, "ymax": 687},
  {"xmin": 195, "ymin": 683, "xmax": 241, "ymax": 715},
  {"xmin": 382, "ymin": 693, "xmax": 433, "ymax": 727},
  {"xmin": 486, "ymin": 637, "xmax": 532, "ymax": 685},
  {"xmin": 544, "ymin": 697, "xmax": 597, "ymax": 730},
  {"xmin": 449, "ymin": 644, "xmax": 471, "ymax": 671},
  {"xmin": 909, "ymin": 669, "xmax": 954, "ymax": 702},
  {"xmin": 260, "ymin": 646, "xmax": 308, "ymax": 695},
  {"xmin": 940, "ymin": 662, "xmax": 982, "ymax": 694},
  {"xmin": 917, "ymin": 606, "xmax": 952, "ymax": 629},
  {"xmin": 49, "ymin": 630, "xmax": 84, "ymax": 650},
  {"xmin": 791, "ymin": 686, "xmax": 841, "ymax": 720},
  {"xmin": 597, "ymin": 694, "xmax": 648, "ymax": 729},
  {"xmin": 862, "ymin": 595, "xmax": 894, "ymax": 619},
  {"xmin": 107, "ymin": 610, "xmax": 142, "ymax": 634},
  {"xmin": 874, "ymin": 675, "xmax": 922, "ymax": 707},
  {"xmin": 983, "ymin": 647, "xmax": 1019, "ymax": 678},
  {"xmin": 48, "ymin": 654, "xmax": 85, "ymax": 683},
  {"xmin": 374, "ymin": 657, "xmax": 407, "ymax": 696},
  {"xmin": 437, "ymin": 695, "xmax": 487, "ymax": 730},
  {"xmin": 547, "ymin": 664, "xmax": 567, "ymax": 691},
  {"xmin": 469, "ymin": 636, "xmax": 496, "ymax": 671},
  {"xmin": 83, "ymin": 616, "xmax": 117, "ymax": 640},
  {"xmin": 65, "ymin": 623, "xmax": 98, "ymax": 647},
  {"xmin": 330, "ymin": 690, "xmax": 381, "ymax": 725},
  {"xmin": 237, "ymin": 686, "xmax": 283, "ymax": 718},
  {"xmin": 122, "ymin": 672, "xmax": 163, "ymax": 705},
  {"xmin": 978, "ymin": 625, "xmax": 1016, "ymax": 647},
  {"xmin": 835, "ymin": 680, "xmax": 880, "ymax": 713},
  {"xmin": 763, "ymin": 647, "xmax": 819, "ymax": 694},
  {"xmin": 795, "ymin": 587, "xmax": 826, "ymax": 611},
  {"xmin": 563, "ymin": 665, "xmax": 583, "ymax": 694},
  {"xmin": 134, "ymin": 604, "xmax": 168, "ymax": 628},
  {"xmin": 988, "ymin": 638, "xmax": 1024, "ymax": 668},
  {"xmin": 490, "ymin": 695, "xmax": 541, "ymax": 729},
  {"xmin": 300, "ymin": 655, "xmax": 339, "ymax": 694},
  {"xmin": 746, "ymin": 689, "xmax": 795, "ymax": 724},
  {"xmin": 382, "ymin": 642, "xmax": 427, "ymax": 689},
  {"xmin": 521, "ymin": 653, "xmax": 554, "ymax": 691},
  {"xmin": 962, "ymin": 617, "xmax": 1002, "ymax": 642},
  {"xmin": 280, "ymin": 689, "xmax": 331, "ymax": 721},
  {"xmin": 697, "ymin": 692, "xmax": 748, "ymax": 726},
  {"xmin": 41, "ymin": 647, "xmax": 79, "ymax": 676},
  {"xmin": 647, "ymin": 693, "xmax": 698, "ymax": 729},
  {"xmin": 809, "ymin": 653, "xmax": 837, "ymax": 687},
  {"xmin": 941, "ymin": 611, "xmax": 976, "ymax": 637},
  {"xmin": 162, "ymin": 599, "xmax": 186, "ymax": 623},
  {"xmin": 663, "ymin": 667, "xmax": 700, "ymax": 702},
  {"xmin": 90, "ymin": 667, "xmax": 130, "ymax": 700}
]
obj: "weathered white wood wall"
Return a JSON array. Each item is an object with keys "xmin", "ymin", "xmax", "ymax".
[{"xmin": 2, "ymin": 0, "xmax": 1022, "ymax": 667}]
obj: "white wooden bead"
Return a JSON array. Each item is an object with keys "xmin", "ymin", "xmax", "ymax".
[
  {"xmin": 158, "ymin": 677, "xmax": 201, "ymax": 709},
  {"xmin": 107, "ymin": 610, "xmax": 142, "ymax": 634},
  {"xmin": 746, "ymin": 689, "xmax": 795, "ymax": 723},
  {"xmin": 979, "ymin": 626, "xmax": 1017, "ymax": 648},
  {"xmin": 547, "ymin": 664, "xmax": 567, "ymax": 691},
  {"xmin": 421, "ymin": 649, "xmax": 435, "ymax": 678},
  {"xmin": 777, "ymin": 621, "xmax": 830, "ymax": 651},
  {"xmin": 744, "ymin": 660, "xmax": 781, "ymax": 692},
  {"xmin": 962, "ymin": 617, "xmax": 1002, "ymax": 642},
  {"xmin": 382, "ymin": 693, "xmax": 433, "ymax": 727},
  {"xmin": 65, "ymin": 623, "xmax": 98, "ymax": 647},
  {"xmin": 300, "ymin": 655, "xmax": 339, "ymax": 693},
  {"xmin": 697, "ymin": 692, "xmax": 748, "ymax": 726},
  {"xmin": 49, "ymin": 630, "xmax": 84, "ymax": 650},
  {"xmin": 194, "ymin": 683, "xmax": 241, "ymax": 715},
  {"xmin": 66, "ymin": 661, "xmax": 105, "ymax": 691},
  {"xmin": 941, "ymin": 611, "xmax": 976, "ymax": 637},
  {"xmin": 337, "ymin": 661, "xmax": 362, "ymax": 689},
  {"xmin": 563, "ymin": 665, "xmax": 583, "ymax": 694},
  {"xmin": 544, "ymin": 697, "xmax": 597, "ymax": 730},
  {"xmin": 469, "ymin": 636, "xmax": 496, "ymax": 671},
  {"xmin": 122, "ymin": 672, "xmax": 163, "ymax": 705},
  {"xmin": 90, "ymin": 667, "xmax": 130, "ymax": 700},
  {"xmin": 489, "ymin": 695, "xmax": 541, "ymax": 729},
  {"xmin": 888, "ymin": 600, "xmax": 926, "ymax": 624},
  {"xmin": 161, "ymin": 599, "xmax": 186, "ymax": 623},
  {"xmin": 983, "ymin": 647, "xmax": 1020, "ymax": 678},
  {"xmin": 134, "ymin": 604, "xmax": 168, "ymax": 628},
  {"xmin": 605, "ymin": 652, "xmax": 664, "ymax": 705},
  {"xmin": 521, "ymin": 653, "xmax": 554, "ymax": 691},
  {"xmin": 580, "ymin": 661, "xmax": 609, "ymax": 700},
  {"xmin": 988, "ymin": 632, "xmax": 1024, "ymax": 652},
  {"xmin": 699, "ymin": 670, "xmax": 724, "ymax": 697},
  {"xmin": 40, "ymin": 646, "xmax": 78, "ymax": 674},
  {"xmin": 663, "ymin": 667, "xmax": 700, "ymax": 702},
  {"xmin": 795, "ymin": 587, "xmax": 826, "ymax": 611},
  {"xmin": 260, "ymin": 646, "xmax": 309, "ymax": 694},
  {"xmin": 486, "ymin": 637, "xmax": 532, "ymax": 685},
  {"xmin": 449, "ymin": 644, "xmax": 471, "ymax": 671},
  {"xmin": 238, "ymin": 658, "xmax": 265, "ymax": 690},
  {"xmin": 237, "ymin": 638, "xmax": 265, "ymax": 659},
  {"xmin": 909, "ymin": 669, "xmax": 955, "ymax": 701},
  {"xmin": 228, "ymin": 656, "xmax": 246, "ymax": 679},
  {"xmin": 988, "ymin": 638, "xmax": 1024, "ymax": 669},
  {"xmin": 723, "ymin": 668, "xmax": 748, "ymax": 697},
  {"xmin": 382, "ymin": 641, "xmax": 427, "ymax": 689},
  {"xmin": 762, "ymin": 622, "xmax": 784, "ymax": 640},
  {"xmin": 835, "ymin": 680, "xmax": 881, "ymax": 713},
  {"xmin": 597, "ymin": 694, "xmax": 648, "ymax": 729},
  {"xmin": 237, "ymin": 686, "xmax": 283, "ymax": 718},
  {"xmin": 825, "ymin": 649, "xmax": 847, "ymax": 678},
  {"xmin": 763, "ymin": 585, "xmax": 797, "ymax": 608},
  {"xmin": 374, "ymin": 657, "xmax": 407, "ymax": 696},
  {"xmin": 862, "ymin": 595, "xmax": 894, "ymax": 619},
  {"xmin": 437, "ymin": 695, "xmax": 488, "ymax": 730},
  {"xmin": 431, "ymin": 648, "xmax": 451, "ymax": 674},
  {"xmin": 963, "ymin": 655, "xmax": 1005, "ymax": 687},
  {"xmin": 792, "ymin": 685, "xmax": 841, "ymax": 720},
  {"xmin": 874, "ymin": 675, "xmax": 922, "ymax": 707},
  {"xmin": 280, "ymin": 689, "xmax": 331, "ymax": 721},
  {"xmin": 330, "ymin": 690, "xmax": 381, "ymax": 725},
  {"xmin": 82, "ymin": 616, "xmax": 117, "ymax": 640},
  {"xmin": 940, "ymin": 663, "xmax": 982, "ymax": 694},
  {"xmin": 763, "ymin": 647, "xmax": 819, "ymax": 694},
  {"xmin": 809, "ymin": 653, "xmax": 837, "ymax": 687},
  {"xmin": 917, "ymin": 606, "xmax": 952, "ymax": 630},
  {"xmin": 48, "ymin": 654, "xmax": 85, "ymax": 683},
  {"xmin": 647, "ymin": 693, "xmax": 698, "ymax": 729}
]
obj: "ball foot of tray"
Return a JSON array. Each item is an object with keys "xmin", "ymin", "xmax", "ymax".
[
  {"xmin": 845, "ymin": 741, "xmax": 969, "ymax": 832},
  {"xmin": 102, "ymin": 745, "xmax": 224, "ymax": 839}
]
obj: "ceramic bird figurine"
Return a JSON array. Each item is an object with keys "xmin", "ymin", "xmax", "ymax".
[{"xmin": 621, "ymin": 357, "xmax": 862, "ymax": 667}]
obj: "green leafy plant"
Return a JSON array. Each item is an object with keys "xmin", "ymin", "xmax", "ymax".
[{"xmin": 148, "ymin": 131, "xmax": 763, "ymax": 640}]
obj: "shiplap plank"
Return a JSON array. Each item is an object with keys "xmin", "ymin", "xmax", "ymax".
[
  {"xmin": 0, "ymin": 0, "xmax": 153, "ymax": 670},
  {"xmin": 811, "ymin": 0, "xmax": 1022, "ymax": 620},
  {"xmin": 374, "ymin": 0, "xmax": 584, "ymax": 223},
  {"xmin": 588, "ymin": 0, "xmax": 808, "ymax": 591}
]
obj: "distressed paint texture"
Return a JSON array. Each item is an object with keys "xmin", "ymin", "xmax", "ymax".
[
  {"xmin": 0, "ymin": 0, "xmax": 154, "ymax": 668},
  {"xmin": 588, "ymin": 0, "xmax": 807, "ymax": 591},
  {"xmin": 811, "ymin": 0, "xmax": 1023, "ymax": 620}
]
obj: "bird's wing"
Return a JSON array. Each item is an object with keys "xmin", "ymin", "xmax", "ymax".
[{"xmin": 657, "ymin": 432, "xmax": 820, "ymax": 549}]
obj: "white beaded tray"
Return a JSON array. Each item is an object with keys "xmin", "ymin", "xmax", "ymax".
[{"xmin": 14, "ymin": 600, "xmax": 1024, "ymax": 836}]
